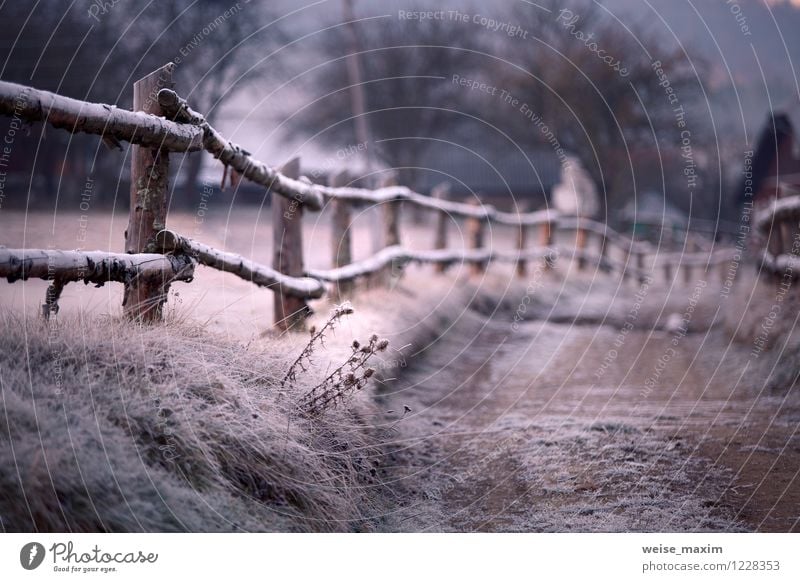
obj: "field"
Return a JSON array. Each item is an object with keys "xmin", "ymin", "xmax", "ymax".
[{"xmin": 1, "ymin": 209, "xmax": 799, "ymax": 532}]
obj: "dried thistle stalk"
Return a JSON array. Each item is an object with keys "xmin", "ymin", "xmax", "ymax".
[
  {"xmin": 300, "ymin": 334, "xmax": 389, "ymax": 415},
  {"xmin": 281, "ymin": 302, "xmax": 354, "ymax": 389}
]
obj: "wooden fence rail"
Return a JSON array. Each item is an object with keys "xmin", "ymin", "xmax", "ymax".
[
  {"xmin": 754, "ymin": 195, "xmax": 800, "ymax": 278},
  {"xmin": 0, "ymin": 70, "xmax": 754, "ymax": 327},
  {"xmin": 306, "ymin": 245, "xmax": 561, "ymax": 284},
  {"xmin": 0, "ymin": 247, "xmax": 194, "ymax": 318},
  {"xmin": 155, "ymin": 230, "xmax": 325, "ymax": 298},
  {"xmin": 0, "ymin": 80, "xmax": 203, "ymax": 152}
]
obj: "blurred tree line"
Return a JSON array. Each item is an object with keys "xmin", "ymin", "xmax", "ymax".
[
  {"xmin": 0, "ymin": 0, "xmax": 284, "ymax": 210},
  {"xmin": 0, "ymin": 0, "xmax": 739, "ymax": 225},
  {"xmin": 292, "ymin": 0, "xmax": 721, "ymax": 222}
]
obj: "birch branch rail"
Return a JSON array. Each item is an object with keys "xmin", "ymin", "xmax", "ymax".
[
  {"xmin": 0, "ymin": 80, "xmax": 204, "ymax": 152},
  {"xmin": 0, "ymin": 81, "xmax": 689, "ymax": 237},
  {"xmin": 0, "ymin": 80, "xmax": 756, "ymax": 254},
  {"xmin": 307, "ymin": 245, "xmax": 563, "ymax": 283},
  {"xmin": 156, "ymin": 87, "xmax": 564, "ymax": 222},
  {"xmin": 0, "ymin": 76, "xmax": 757, "ymax": 328},
  {"xmin": 0, "ymin": 248, "xmax": 195, "ymax": 285},
  {"xmin": 557, "ymin": 216, "xmax": 652, "ymax": 254},
  {"xmin": 158, "ymin": 88, "xmax": 327, "ymax": 210},
  {"xmin": 155, "ymin": 230, "xmax": 325, "ymax": 299},
  {"xmin": 655, "ymin": 248, "xmax": 739, "ymax": 267},
  {"xmin": 755, "ymin": 195, "xmax": 800, "ymax": 235},
  {"xmin": 761, "ymin": 251, "xmax": 800, "ymax": 277},
  {"xmin": 495, "ymin": 208, "xmax": 559, "ymax": 226}
]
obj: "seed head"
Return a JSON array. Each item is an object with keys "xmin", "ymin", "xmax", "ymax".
[{"xmin": 335, "ymin": 301, "xmax": 355, "ymax": 316}]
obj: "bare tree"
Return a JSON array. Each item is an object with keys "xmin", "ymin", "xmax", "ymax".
[
  {"xmin": 0, "ymin": 2, "xmax": 134, "ymax": 206},
  {"xmin": 290, "ymin": 5, "xmax": 486, "ymax": 188},
  {"xmin": 0, "ymin": 2, "xmax": 287, "ymax": 208},
  {"xmin": 291, "ymin": 0, "xmax": 713, "ymax": 220},
  {"xmin": 485, "ymin": 0, "xmax": 712, "ymax": 218},
  {"xmin": 103, "ymin": 0, "xmax": 288, "ymax": 204}
]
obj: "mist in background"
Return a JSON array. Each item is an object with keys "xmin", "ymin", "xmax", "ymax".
[{"xmin": 1, "ymin": 0, "xmax": 798, "ymax": 228}]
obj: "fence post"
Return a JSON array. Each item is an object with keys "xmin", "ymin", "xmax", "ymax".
[
  {"xmin": 597, "ymin": 229, "xmax": 608, "ymax": 271},
  {"xmin": 664, "ymin": 261, "xmax": 673, "ymax": 284},
  {"xmin": 780, "ymin": 214, "xmax": 792, "ymax": 261},
  {"xmin": 124, "ymin": 62, "xmax": 175, "ymax": 322},
  {"xmin": 540, "ymin": 214, "xmax": 555, "ymax": 270},
  {"xmin": 432, "ymin": 183, "xmax": 450, "ymax": 274},
  {"xmin": 718, "ymin": 257, "xmax": 729, "ymax": 284},
  {"xmin": 636, "ymin": 250, "xmax": 645, "ymax": 284},
  {"xmin": 466, "ymin": 195, "xmax": 486, "ymax": 276},
  {"xmin": 273, "ymin": 157, "xmax": 309, "ymax": 331},
  {"xmin": 683, "ymin": 237, "xmax": 695, "ymax": 284},
  {"xmin": 516, "ymin": 201, "xmax": 530, "ymax": 277},
  {"xmin": 378, "ymin": 173, "xmax": 402, "ymax": 287},
  {"xmin": 575, "ymin": 216, "xmax": 588, "ymax": 270},
  {"xmin": 767, "ymin": 216, "xmax": 784, "ymax": 259},
  {"xmin": 622, "ymin": 246, "xmax": 631, "ymax": 282},
  {"xmin": 329, "ymin": 170, "xmax": 353, "ymax": 299},
  {"xmin": 382, "ymin": 173, "xmax": 402, "ymax": 248}
]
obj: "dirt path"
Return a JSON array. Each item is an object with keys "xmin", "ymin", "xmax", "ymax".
[{"xmin": 380, "ymin": 277, "xmax": 800, "ymax": 532}]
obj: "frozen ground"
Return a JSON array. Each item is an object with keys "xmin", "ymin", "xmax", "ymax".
[
  {"xmin": 2, "ymin": 210, "xmax": 799, "ymax": 531},
  {"xmin": 376, "ymin": 273, "xmax": 800, "ymax": 532}
]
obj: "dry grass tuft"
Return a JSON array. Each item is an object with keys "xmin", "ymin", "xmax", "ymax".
[{"xmin": 0, "ymin": 311, "xmax": 387, "ymax": 532}]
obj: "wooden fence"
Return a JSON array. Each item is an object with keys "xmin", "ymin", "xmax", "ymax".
[
  {"xmin": 0, "ymin": 64, "xmax": 745, "ymax": 330},
  {"xmin": 755, "ymin": 194, "xmax": 800, "ymax": 277}
]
